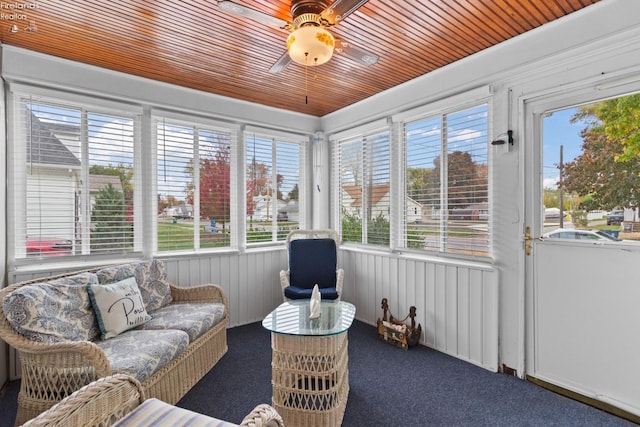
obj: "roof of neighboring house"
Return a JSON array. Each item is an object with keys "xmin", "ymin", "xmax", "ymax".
[
  {"xmin": 27, "ymin": 112, "xmax": 81, "ymax": 167},
  {"xmin": 90, "ymin": 175, "xmax": 123, "ymax": 192},
  {"xmin": 342, "ymin": 184, "xmax": 391, "ymax": 208}
]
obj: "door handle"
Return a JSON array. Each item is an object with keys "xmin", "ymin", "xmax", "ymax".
[{"xmin": 524, "ymin": 226, "xmax": 532, "ymax": 256}]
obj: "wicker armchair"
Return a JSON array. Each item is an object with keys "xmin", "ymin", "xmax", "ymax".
[
  {"xmin": 21, "ymin": 374, "xmax": 285, "ymax": 427},
  {"xmin": 279, "ymin": 229, "xmax": 344, "ymax": 301},
  {"xmin": 20, "ymin": 374, "xmax": 146, "ymax": 427}
]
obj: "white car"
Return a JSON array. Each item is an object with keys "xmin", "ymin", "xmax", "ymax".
[{"xmin": 543, "ymin": 228, "xmax": 620, "ymax": 242}]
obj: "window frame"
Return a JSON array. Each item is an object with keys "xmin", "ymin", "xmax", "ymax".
[
  {"xmin": 332, "ymin": 127, "xmax": 392, "ymax": 247},
  {"xmin": 244, "ymin": 126, "xmax": 308, "ymax": 247},
  {"xmin": 331, "ymin": 87, "xmax": 493, "ymax": 259},
  {"xmin": 151, "ymin": 111, "xmax": 239, "ymax": 254},
  {"xmin": 8, "ymin": 86, "xmax": 143, "ymax": 265},
  {"xmin": 395, "ymin": 87, "xmax": 492, "ymax": 259}
]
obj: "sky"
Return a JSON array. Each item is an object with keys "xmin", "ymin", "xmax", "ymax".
[{"xmin": 542, "ymin": 107, "xmax": 586, "ymax": 189}]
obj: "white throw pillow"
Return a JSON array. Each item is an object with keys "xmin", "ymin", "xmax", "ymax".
[{"xmin": 87, "ymin": 276, "xmax": 151, "ymax": 339}]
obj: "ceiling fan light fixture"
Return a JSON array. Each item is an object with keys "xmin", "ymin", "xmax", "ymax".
[{"xmin": 287, "ymin": 26, "xmax": 335, "ymax": 66}]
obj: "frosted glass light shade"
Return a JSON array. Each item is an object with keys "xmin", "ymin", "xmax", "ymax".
[{"xmin": 287, "ymin": 26, "xmax": 335, "ymax": 66}]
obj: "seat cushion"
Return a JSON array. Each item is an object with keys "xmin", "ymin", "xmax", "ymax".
[
  {"xmin": 114, "ymin": 398, "xmax": 236, "ymax": 427},
  {"xmin": 135, "ymin": 302, "xmax": 226, "ymax": 342},
  {"xmin": 284, "ymin": 285, "xmax": 339, "ymax": 300},
  {"xmin": 95, "ymin": 329, "xmax": 189, "ymax": 383},
  {"xmin": 288, "ymin": 238, "xmax": 337, "ymax": 290}
]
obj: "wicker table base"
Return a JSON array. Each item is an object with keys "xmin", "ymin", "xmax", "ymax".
[{"xmin": 270, "ymin": 332, "xmax": 349, "ymax": 427}]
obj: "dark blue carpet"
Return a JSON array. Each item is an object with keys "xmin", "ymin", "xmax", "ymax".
[
  {"xmin": 0, "ymin": 321, "xmax": 636, "ymax": 426},
  {"xmin": 177, "ymin": 321, "xmax": 637, "ymax": 426}
]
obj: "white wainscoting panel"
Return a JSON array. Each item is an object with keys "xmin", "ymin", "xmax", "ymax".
[
  {"xmin": 339, "ymin": 249, "xmax": 498, "ymax": 371},
  {"xmin": 6, "ymin": 248, "xmax": 497, "ymax": 379},
  {"xmin": 163, "ymin": 250, "xmax": 288, "ymax": 327}
]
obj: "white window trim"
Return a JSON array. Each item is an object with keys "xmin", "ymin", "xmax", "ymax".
[{"xmin": 8, "ymin": 88, "xmax": 143, "ymax": 266}]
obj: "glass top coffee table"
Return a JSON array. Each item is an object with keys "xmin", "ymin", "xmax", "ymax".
[{"xmin": 262, "ymin": 300, "xmax": 356, "ymax": 427}]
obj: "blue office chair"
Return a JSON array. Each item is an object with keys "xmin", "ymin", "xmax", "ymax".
[{"xmin": 280, "ymin": 229, "xmax": 344, "ymax": 301}]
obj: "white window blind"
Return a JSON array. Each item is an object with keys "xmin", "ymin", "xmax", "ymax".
[
  {"xmin": 404, "ymin": 103, "xmax": 489, "ymax": 256},
  {"xmin": 156, "ymin": 118, "xmax": 233, "ymax": 252},
  {"xmin": 12, "ymin": 96, "xmax": 138, "ymax": 258},
  {"xmin": 246, "ymin": 132, "xmax": 302, "ymax": 244},
  {"xmin": 336, "ymin": 130, "xmax": 390, "ymax": 246}
]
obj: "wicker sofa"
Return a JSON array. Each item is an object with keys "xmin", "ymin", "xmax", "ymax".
[
  {"xmin": 21, "ymin": 374, "xmax": 284, "ymax": 427},
  {"xmin": 0, "ymin": 260, "xmax": 229, "ymax": 426}
]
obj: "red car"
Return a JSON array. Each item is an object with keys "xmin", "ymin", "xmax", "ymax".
[{"xmin": 26, "ymin": 237, "xmax": 73, "ymax": 256}]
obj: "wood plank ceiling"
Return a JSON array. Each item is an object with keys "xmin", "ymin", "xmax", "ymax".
[{"xmin": 1, "ymin": 0, "xmax": 599, "ymax": 117}]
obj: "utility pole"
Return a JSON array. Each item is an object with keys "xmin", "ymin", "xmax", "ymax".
[{"xmin": 559, "ymin": 145, "xmax": 564, "ymax": 229}]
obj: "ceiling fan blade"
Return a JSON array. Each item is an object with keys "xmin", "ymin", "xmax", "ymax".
[
  {"xmin": 321, "ymin": 0, "xmax": 370, "ymax": 25},
  {"xmin": 269, "ymin": 51, "xmax": 292, "ymax": 74},
  {"xmin": 218, "ymin": 1, "xmax": 290, "ymax": 29},
  {"xmin": 335, "ymin": 39, "xmax": 379, "ymax": 66}
]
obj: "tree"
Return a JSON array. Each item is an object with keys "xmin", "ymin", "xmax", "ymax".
[
  {"xmin": 592, "ymin": 94, "xmax": 640, "ymax": 161},
  {"xmin": 406, "ymin": 167, "xmax": 436, "ymax": 205},
  {"xmin": 91, "ymin": 184, "xmax": 130, "ymax": 251},
  {"xmin": 186, "ymin": 146, "xmax": 231, "ymax": 223},
  {"xmin": 433, "ymin": 151, "xmax": 486, "ymax": 210},
  {"xmin": 246, "ymin": 158, "xmax": 269, "ymax": 218},
  {"xmin": 563, "ymin": 96, "xmax": 640, "ymax": 210},
  {"xmin": 287, "ymin": 184, "xmax": 299, "ymax": 201},
  {"xmin": 90, "ymin": 164, "xmax": 133, "ymax": 220}
]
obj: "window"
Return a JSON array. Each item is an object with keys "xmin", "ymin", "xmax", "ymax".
[
  {"xmin": 11, "ymin": 94, "xmax": 139, "ymax": 258},
  {"xmin": 246, "ymin": 132, "xmax": 303, "ymax": 244},
  {"xmin": 404, "ymin": 104, "xmax": 489, "ymax": 256},
  {"xmin": 156, "ymin": 118, "xmax": 234, "ymax": 252},
  {"xmin": 336, "ymin": 130, "xmax": 391, "ymax": 246}
]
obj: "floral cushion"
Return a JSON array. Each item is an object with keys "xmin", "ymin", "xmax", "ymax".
[
  {"xmin": 2, "ymin": 273, "xmax": 100, "ymax": 343},
  {"xmin": 136, "ymin": 303, "xmax": 226, "ymax": 342},
  {"xmin": 95, "ymin": 329, "xmax": 189, "ymax": 383},
  {"xmin": 87, "ymin": 277, "xmax": 152, "ymax": 340},
  {"xmin": 96, "ymin": 260, "xmax": 173, "ymax": 312}
]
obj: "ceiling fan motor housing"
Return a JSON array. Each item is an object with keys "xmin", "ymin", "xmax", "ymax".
[{"xmin": 290, "ymin": 0, "xmax": 329, "ymax": 21}]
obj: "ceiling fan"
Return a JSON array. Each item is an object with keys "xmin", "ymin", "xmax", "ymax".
[{"xmin": 218, "ymin": 0, "xmax": 379, "ymax": 73}]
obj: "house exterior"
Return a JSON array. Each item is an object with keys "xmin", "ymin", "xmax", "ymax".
[
  {"xmin": 342, "ymin": 183, "xmax": 424, "ymax": 223},
  {"xmin": 251, "ymin": 194, "xmax": 286, "ymax": 222}
]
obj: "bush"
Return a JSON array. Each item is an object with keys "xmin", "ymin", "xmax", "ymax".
[{"xmin": 571, "ymin": 210, "xmax": 589, "ymax": 227}]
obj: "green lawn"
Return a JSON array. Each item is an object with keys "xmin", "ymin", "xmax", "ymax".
[
  {"xmin": 157, "ymin": 220, "xmax": 296, "ymax": 250},
  {"xmin": 158, "ymin": 221, "xmax": 230, "ymax": 251}
]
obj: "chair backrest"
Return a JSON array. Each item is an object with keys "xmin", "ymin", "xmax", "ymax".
[{"xmin": 288, "ymin": 238, "xmax": 337, "ymax": 290}]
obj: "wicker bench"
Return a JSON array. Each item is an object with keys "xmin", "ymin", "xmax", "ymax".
[
  {"xmin": 0, "ymin": 260, "xmax": 229, "ymax": 426},
  {"xmin": 21, "ymin": 374, "xmax": 284, "ymax": 427}
]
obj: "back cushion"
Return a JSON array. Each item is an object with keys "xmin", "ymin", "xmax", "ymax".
[
  {"xmin": 96, "ymin": 260, "xmax": 172, "ymax": 312},
  {"xmin": 289, "ymin": 238, "xmax": 337, "ymax": 290},
  {"xmin": 2, "ymin": 272, "xmax": 100, "ymax": 343}
]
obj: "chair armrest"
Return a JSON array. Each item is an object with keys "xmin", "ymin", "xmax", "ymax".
[
  {"xmin": 279, "ymin": 270, "xmax": 290, "ymax": 291},
  {"xmin": 280, "ymin": 270, "xmax": 290, "ymax": 301},
  {"xmin": 169, "ymin": 283, "xmax": 228, "ymax": 307},
  {"xmin": 21, "ymin": 374, "xmax": 145, "ymax": 427},
  {"xmin": 240, "ymin": 403, "xmax": 285, "ymax": 427},
  {"xmin": 336, "ymin": 268, "xmax": 344, "ymax": 299}
]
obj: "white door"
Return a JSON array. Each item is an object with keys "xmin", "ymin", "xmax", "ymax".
[{"xmin": 523, "ymin": 87, "xmax": 640, "ymax": 418}]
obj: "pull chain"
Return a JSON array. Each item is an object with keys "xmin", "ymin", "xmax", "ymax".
[{"xmin": 304, "ymin": 53, "xmax": 309, "ymax": 104}]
